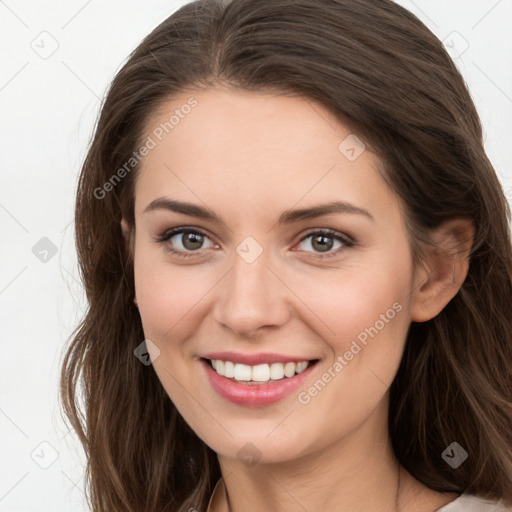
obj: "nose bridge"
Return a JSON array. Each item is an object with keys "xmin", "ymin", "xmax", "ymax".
[{"xmin": 213, "ymin": 237, "xmax": 289, "ymax": 335}]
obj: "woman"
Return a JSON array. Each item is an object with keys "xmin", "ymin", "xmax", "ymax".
[{"xmin": 60, "ymin": 0, "xmax": 512, "ymax": 510}]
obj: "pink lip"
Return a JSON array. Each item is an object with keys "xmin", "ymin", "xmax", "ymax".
[
  {"xmin": 202, "ymin": 351, "xmax": 316, "ymax": 366},
  {"xmin": 201, "ymin": 358, "xmax": 319, "ymax": 407}
]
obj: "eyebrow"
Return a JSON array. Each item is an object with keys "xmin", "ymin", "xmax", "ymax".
[{"xmin": 143, "ymin": 197, "xmax": 374, "ymax": 224}]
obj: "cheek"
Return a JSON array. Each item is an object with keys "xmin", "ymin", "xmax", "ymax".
[
  {"xmin": 290, "ymin": 256, "xmax": 411, "ymax": 356},
  {"xmin": 133, "ymin": 245, "xmax": 218, "ymax": 345}
]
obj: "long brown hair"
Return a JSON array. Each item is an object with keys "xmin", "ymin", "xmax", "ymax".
[{"xmin": 59, "ymin": 0, "xmax": 512, "ymax": 510}]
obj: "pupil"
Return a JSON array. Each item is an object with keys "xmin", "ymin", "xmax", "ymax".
[
  {"xmin": 313, "ymin": 234, "xmax": 333, "ymax": 253},
  {"xmin": 183, "ymin": 232, "xmax": 203, "ymax": 250}
]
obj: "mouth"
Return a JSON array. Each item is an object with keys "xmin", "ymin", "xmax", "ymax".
[
  {"xmin": 202, "ymin": 357, "xmax": 320, "ymax": 385},
  {"xmin": 200, "ymin": 357, "xmax": 320, "ymax": 407}
]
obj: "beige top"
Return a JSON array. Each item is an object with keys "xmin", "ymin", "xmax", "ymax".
[
  {"xmin": 205, "ymin": 478, "xmax": 227, "ymax": 512},
  {"xmin": 205, "ymin": 478, "xmax": 512, "ymax": 512}
]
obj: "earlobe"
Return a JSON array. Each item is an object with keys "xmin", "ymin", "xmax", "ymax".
[{"xmin": 410, "ymin": 218, "xmax": 474, "ymax": 323}]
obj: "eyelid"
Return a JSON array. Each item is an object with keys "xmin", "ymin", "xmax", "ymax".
[{"xmin": 297, "ymin": 227, "xmax": 354, "ymax": 245}]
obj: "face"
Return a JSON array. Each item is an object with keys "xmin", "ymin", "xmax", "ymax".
[{"xmin": 127, "ymin": 87, "xmax": 418, "ymax": 464}]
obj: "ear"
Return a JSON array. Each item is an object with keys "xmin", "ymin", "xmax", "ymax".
[
  {"xmin": 410, "ymin": 218, "xmax": 474, "ymax": 322},
  {"xmin": 120, "ymin": 217, "xmax": 135, "ymax": 258},
  {"xmin": 121, "ymin": 217, "xmax": 138, "ymax": 306}
]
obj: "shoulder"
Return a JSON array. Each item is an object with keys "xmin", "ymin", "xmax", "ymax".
[{"xmin": 437, "ymin": 493, "xmax": 512, "ymax": 512}]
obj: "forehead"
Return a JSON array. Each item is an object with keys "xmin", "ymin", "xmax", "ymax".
[{"xmin": 133, "ymin": 87, "xmax": 398, "ymax": 224}]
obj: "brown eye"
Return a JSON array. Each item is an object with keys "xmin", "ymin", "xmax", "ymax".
[
  {"xmin": 179, "ymin": 231, "xmax": 204, "ymax": 251},
  {"xmin": 295, "ymin": 229, "xmax": 354, "ymax": 259},
  {"xmin": 156, "ymin": 227, "xmax": 354, "ymax": 260},
  {"xmin": 157, "ymin": 227, "xmax": 215, "ymax": 257},
  {"xmin": 310, "ymin": 233, "xmax": 334, "ymax": 252}
]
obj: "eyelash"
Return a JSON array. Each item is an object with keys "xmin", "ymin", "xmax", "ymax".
[{"xmin": 155, "ymin": 226, "xmax": 355, "ymax": 260}]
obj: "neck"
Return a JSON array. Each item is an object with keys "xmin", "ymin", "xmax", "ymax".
[{"xmin": 217, "ymin": 408, "xmax": 403, "ymax": 512}]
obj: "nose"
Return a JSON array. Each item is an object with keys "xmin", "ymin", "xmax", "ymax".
[{"xmin": 213, "ymin": 248, "xmax": 291, "ymax": 338}]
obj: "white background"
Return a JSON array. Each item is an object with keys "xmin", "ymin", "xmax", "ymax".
[{"xmin": 1, "ymin": 1, "xmax": 511, "ymax": 510}]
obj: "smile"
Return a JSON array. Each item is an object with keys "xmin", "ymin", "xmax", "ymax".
[
  {"xmin": 201, "ymin": 357, "xmax": 320, "ymax": 407},
  {"xmin": 208, "ymin": 359, "xmax": 312, "ymax": 384}
]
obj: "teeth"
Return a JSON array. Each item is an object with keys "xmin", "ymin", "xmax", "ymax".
[
  {"xmin": 233, "ymin": 363, "xmax": 252, "ymax": 381},
  {"xmin": 297, "ymin": 361, "xmax": 308, "ymax": 373},
  {"xmin": 284, "ymin": 362, "xmax": 296, "ymax": 377},
  {"xmin": 210, "ymin": 359, "xmax": 312, "ymax": 382},
  {"xmin": 252, "ymin": 364, "xmax": 270, "ymax": 382},
  {"xmin": 269, "ymin": 362, "xmax": 284, "ymax": 380},
  {"xmin": 224, "ymin": 360, "xmax": 235, "ymax": 378}
]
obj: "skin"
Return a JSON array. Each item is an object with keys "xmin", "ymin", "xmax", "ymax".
[{"xmin": 121, "ymin": 86, "xmax": 473, "ymax": 512}]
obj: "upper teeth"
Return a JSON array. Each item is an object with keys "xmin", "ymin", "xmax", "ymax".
[{"xmin": 211, "ymin": 360, "xmax": 310, "ymax": 382}]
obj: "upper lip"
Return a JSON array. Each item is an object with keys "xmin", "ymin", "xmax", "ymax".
[{"xmin": 202, "ymin": 351, "xmax": 318, "ymax": 366}]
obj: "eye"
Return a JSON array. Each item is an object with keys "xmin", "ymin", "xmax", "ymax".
[
  {"xmin": 156, "ymin": 227, "xmax": 216, "ymax": 258},
  {"xmin": 294, "ymin": 229, "xmax": 354, "ymax": 259},
  {"xmin": 155, "ymin": 227, "xmax": 355, "ymax": 260}
]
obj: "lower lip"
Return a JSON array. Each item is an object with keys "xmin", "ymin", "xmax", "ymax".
[{"xmin": 201, "ymin": 359, "xmax": 318, "ymax": 407}]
